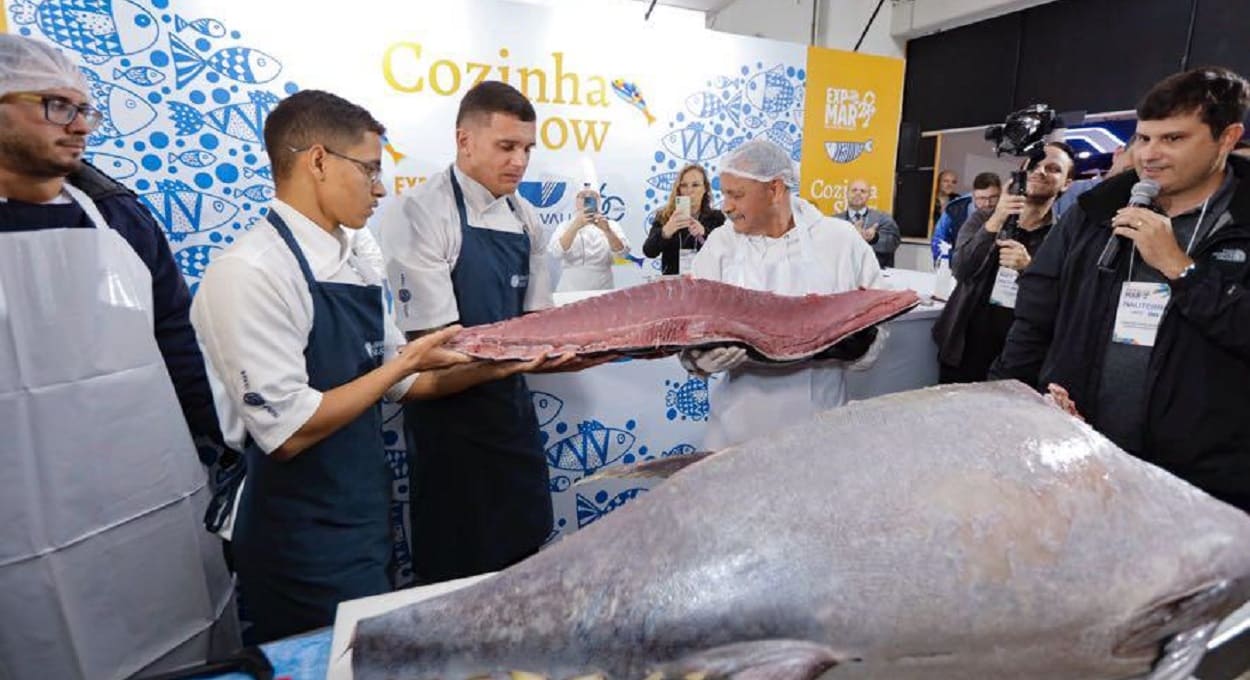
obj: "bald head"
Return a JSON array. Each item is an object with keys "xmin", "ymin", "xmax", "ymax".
[{"xmin": 848, "ymin": 179, "xmax": 871, "ymax": 210}]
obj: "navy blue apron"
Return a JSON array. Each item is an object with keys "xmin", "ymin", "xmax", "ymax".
[
  {"xmin": 232, "ymin": 211, "xmax": 391, "ymax": 643},
  {"xmin": 404, "ymin": 168, "xmax": 552, "ymax": 583}
]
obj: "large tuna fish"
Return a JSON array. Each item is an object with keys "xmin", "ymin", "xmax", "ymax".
[{"xmin": 353, "ymin": 381, "xmax": 1250, "ymax": 679}]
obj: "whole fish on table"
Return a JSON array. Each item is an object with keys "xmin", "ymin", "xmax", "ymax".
[{"xmin": 352, "ymin": 381, "xmax": 1250, "ymax": 680}]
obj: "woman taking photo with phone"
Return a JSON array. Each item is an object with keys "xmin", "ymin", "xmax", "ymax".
[
  {"xmin": 643, "ymin": 163, "xmax": 726, "ymax": 275},
  {"xmin": 548, "ymin": 185, "xmax": 632, "ymax": 292}
]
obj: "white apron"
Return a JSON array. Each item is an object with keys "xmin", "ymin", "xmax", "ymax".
[
  {"xmin": 0, "ymin": 185, "xmax": 237, "ymax": 680},
  {"xmin": 703, "ymin": 221, "xmax": 849, "ymax": 450}
]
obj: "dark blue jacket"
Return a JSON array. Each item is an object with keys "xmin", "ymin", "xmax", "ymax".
[{"xmin": 68, "ymin": 162, "xmax": 225, "ymax": 457}]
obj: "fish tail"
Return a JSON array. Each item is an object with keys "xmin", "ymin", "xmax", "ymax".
[
  {"xmin": 383, "ymin": 142, "xmax": 406, "ymax": 165},
  {"xmin": 642, "ymin": 107, "xmax": 657, "ymax": 126},
  {"xmin": 169, "ymin": 33, "xmax": 208, "ymax": 89},
  {"xmin": 174, "ymin": 14, "xmax": 188, "ymax": 32},
  {"xmin": 168, "ymin": 101, "xmax": 205, "ymax": 135}
]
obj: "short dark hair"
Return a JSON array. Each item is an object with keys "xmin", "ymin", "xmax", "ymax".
[
  {"xmin": 1045, "ymin": 141, "xmax": 1078, "ymax": 179},
  {"xmin": 1137, "ymin": 67, "xmax": 1250, "ymax": 139},
  {"xmin": 971, "ymin": 172, "xmax": 1001, "ymax": 190},
  {"xmin": 455, "ymin": 81, "xmax": 536, "ymax": 127},
  {"xmin": 263, "ymin": 90, "xmax": 386, "ymax": 181}
]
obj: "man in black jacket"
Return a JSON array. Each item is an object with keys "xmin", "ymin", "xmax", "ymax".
[{"xmin": 991, "ymin": 67, "xmax": 1250, "ymax": 512}]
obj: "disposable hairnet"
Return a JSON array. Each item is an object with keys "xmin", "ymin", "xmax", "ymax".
[
  {"xmin": 0, "ymin": 35, "xmax": 88, "ymax": 100},
  {"xmin": 719, "ymin": 138, "xmax": 797, "ymax": 187}
]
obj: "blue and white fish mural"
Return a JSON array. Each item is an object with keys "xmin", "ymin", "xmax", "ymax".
[
  {"xmin": 169, "ymin": 33, "xmax": 282, "ymax": 89},
  {"xmin": 81, "ymin": 151, "xmax": 137, "ymax": 179},
  {"xmin": 168, "ymin": 149, "xmax": 217, "ymax": 168},
  {"xmin": 112, "ymin": 65, "xmax": 165, "ymax": 87},
  {"xmin": 239, "ymin": 184, "xmax": 275, "ymax": 203},
  {"xmin": 684, "ymin": 90, "xmax": 746, "ymax": 127},
  {"xmin": 11, "ymin": 0, "xmax": 159, "ymax": 63},
  {"xmin": 545, "ymin": 421, "xmax": 637, "ymax": 475},
  {"xmin": 139, "ymin": 180, "xmax": 239, "ymax": 241},
  {"xmin": 168, "ymin": 90, "xmax": 281, "ymax": 144},
  {"xmin": 745, "ymin": 65, "xmax": 797, "ymax": 116},
  {"xmin": 173, "ymin": 244, "xmax": 222, "ymax": 279},
  {"xmin": 575, "ymin": 488, "xmax": 646, "ymax": 528},
  {"xmin": 665, "ymin": 376, "xmax": 709, "ymax": 421},
  {"xmin": 174, "ymin": 14, "xmax": 226, "ymax": 38},
  {"xmin": 661, "ymin": 123, "xmax": 740, "ymax": 163},
  {"xmin": 646, "ymin": 171, "xmax": 679, "ymax": 193},
  {"xmin": 662, "ymin": 443, "xmax": 698, "ymax": 458},
  {"xmin": 824, "ymin": 139, "xmax": 873, "ymax": 164},
  {"xmin": 532, "ymin": 391, "xmax": 564, "ymax": 428},
  {"xmin": 243, "ymin": 165, "xmax": 274, "ymax": 181},
  {"xmin": 80, "ymin": 67, "xmax": 156, "ymax": 144},
  {"xmin": 763, "ymin": 120, "xmax": 803, "ymax": 162}
]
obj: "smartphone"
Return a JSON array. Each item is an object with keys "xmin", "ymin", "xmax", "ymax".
[
  {"xmin": 676, "ymin": 195, "xmax": 691, "ymax": 217},
  {"xmin": 582, "ymin": 192, "xmax": 598, "ymax": 214}
]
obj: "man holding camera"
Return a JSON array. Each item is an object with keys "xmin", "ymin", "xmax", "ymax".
[
  {"xmin": 992, "ymin": 67, "xmax": 1250, "ymax": 512},
  {"xmin": 932, "ymin": 142, "xmax": 1074, "ymax": 383}
]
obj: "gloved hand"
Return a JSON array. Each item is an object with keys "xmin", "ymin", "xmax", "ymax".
[{"xmin": 680, "ymin": 346, "xmax": 748, "ymax": 377}]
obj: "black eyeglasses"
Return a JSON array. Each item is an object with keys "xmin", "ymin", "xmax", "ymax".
[
  {"xmin": 289, "ymin": 145, "xmax": 383, "ymax": 185},
  {"xmin": 2, "ymin": 92, "xmax": 103, "ymax": 131}
]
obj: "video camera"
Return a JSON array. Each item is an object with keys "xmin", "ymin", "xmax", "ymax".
[{"xmin": 984, "ymin": 104, "xmax": 1066, "ymax": 240}]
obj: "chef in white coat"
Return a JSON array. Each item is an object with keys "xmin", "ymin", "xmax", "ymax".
[
  {"xmin": 548, "ymin": 186, "xmax": 631, "ymax": 292},
  {"xmin": 685, "ymin": 138, "xmax": 886, "ymax": 450}
]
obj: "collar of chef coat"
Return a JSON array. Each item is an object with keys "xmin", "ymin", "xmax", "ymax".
[
  {"xmin": 268, "ymin": 199, "xmax": 358, "ymax": 282},
  {"xmin": 452, "ymin": 164, "xmax": 521, "ymax": 224}
]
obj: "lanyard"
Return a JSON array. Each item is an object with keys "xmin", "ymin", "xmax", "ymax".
[{"xmin": 1128, "ymin": 194, "xmax": 1209, "ymax": 280}]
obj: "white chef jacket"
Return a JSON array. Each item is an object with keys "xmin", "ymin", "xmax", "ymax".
[
  {"xmin": 547, "ymin": 216, "xmax": 631, "ymax": 292},
  {"xmin": 191, "ymin": 200, "xmax": 415, "ymax": 454},
  {"xmin": 690, "ymin": 197, "xmax": 883, "ymax": 450},
  {"xmin": 376, "ymin": 165, "xmax": 554, "ymax": 332}
]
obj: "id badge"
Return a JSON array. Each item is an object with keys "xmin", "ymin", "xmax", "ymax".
[
  {"xmin": 679, "ymin": 247, "xmax": 697, "ymax": 274},
  {"xmin": 988, "ymin": 268, "xmax": 1020, "ymax": 308},
  {"xmin": 1112, "ymin": 282, "xmax": 1171, "ymax": 346}
]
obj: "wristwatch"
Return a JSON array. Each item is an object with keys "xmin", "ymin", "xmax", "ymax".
[{"xmin": 1175, "ymin": 262, "xmax": 1198, "ymax": 280}]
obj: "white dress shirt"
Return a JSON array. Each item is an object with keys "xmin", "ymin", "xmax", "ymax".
[
  {"xmin": 547, "ymin": 217, "xmax": 631, "ymax": 292},
  {"xmin": 376, "ymin": 165, "xmax": 554, "ymax": 332},
  {"xmin": 191, "ymin": 200, "xmax": 415, "ymax": 454}
]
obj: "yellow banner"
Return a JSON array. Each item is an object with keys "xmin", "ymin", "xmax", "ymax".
[
  {"xmin": 1, "ymin": 0, "xmax": 8, "ymax": 34},
  {"xmin": 799, "ymin": 46, "xmax": 905, "ymax": 217}
]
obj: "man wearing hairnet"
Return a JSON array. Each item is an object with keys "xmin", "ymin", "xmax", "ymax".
[
  {"xmin": 0, "ymin": 35, "xmax": 238, "ymax": 678},
  {"xmin": 683, "ymin": 139, "xmax": 886, "ymax": 449}
]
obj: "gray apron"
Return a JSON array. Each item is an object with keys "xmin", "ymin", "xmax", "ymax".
[{"xmin": 0, "ymin": 185, "xmax": 237, "ymax": 679}]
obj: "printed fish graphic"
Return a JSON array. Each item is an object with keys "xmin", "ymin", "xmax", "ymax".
[
  {"xmin": 169, "ymin": 33, "xmax": 282, "ymax": 89},
  {"xmin": 745, "ymin": 64, "xmax": 797, "ymax": 116},
  {"xmin": 548, "ymin": 475, "xmax": 572, "ymax": 494},
  {"xmin": 662, "ymin": 443, "xmax": 698, "ymax": 458},
  {"xmin": 382, "ymin": 138, "xmax": 406, "ymax": 165},
  {"xmin": 173, "ymin": 244, "xmax": 222, "ymax": 279},
  {"xmin": 80, "ymin": 67, "xmax": 156, "ymax": 144},
  {"xmin": 168, "ymin": 149, "xmax": 218, "ymax": 168},
  {"xmin": 613, "ymin": 252, "xmax": 646, "ymax": 268},
  {"xmin": 112, "ymin": 65, "xmax": 165, "ymax": 87},
  {"xmin": 824, "ymin": 139, "xmax": 873, "ymax": 164},
  {"xmin": 661, "ymin": 122, "xmax": 733, "ymax": 163},
  {"xmin": 238, "ymin": 184, "xmax": 275, "ymax": 203},
  {"xmin": 174, "ymin": 14, "xmax": 226, "ymax": 38},
  {"xmin": 646, "ymin": 171, "xmax": 679, "ymax": 192},
  {"xmin": 665, "ymin": 375, "xmax": 709, "ymax": 421},
  {"xmin": 684, "ymin": 90, "xmax": 747, "ymax": 127},
  {"xmin": 81, "ymin": 151, "xmax": 137, "ymax": 179},
  {"xmin": 763, "ymin": 120, "xmax": 803, "ymax": 161},
  {"xmin": 531, "ymin": 391, "xmax": 564, "ymax": 428},
  {"xmin": 11, "ymin": 0, "xmax": 159, "ymax": 63},
  {"xmin": 610, "ymin": 78, "xmax": 656, "ymax": 125},
  {"xmin": 139, "ymin": 179, "xmax": 239, "ymax": 241},
  {"xmin": 545, "ymin": 421, "xmax": 636, "ymax": 475},
  {"xmin": 243, "ymin": 165, "xmax": 273, "ymax": 181},
  {"xmin": 169, "ymin": 90, "xmax": 281, "ymax": 144},
  {"xmin": 575, "ymin": 488, "xmax": 646, "ymax": 528}
]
